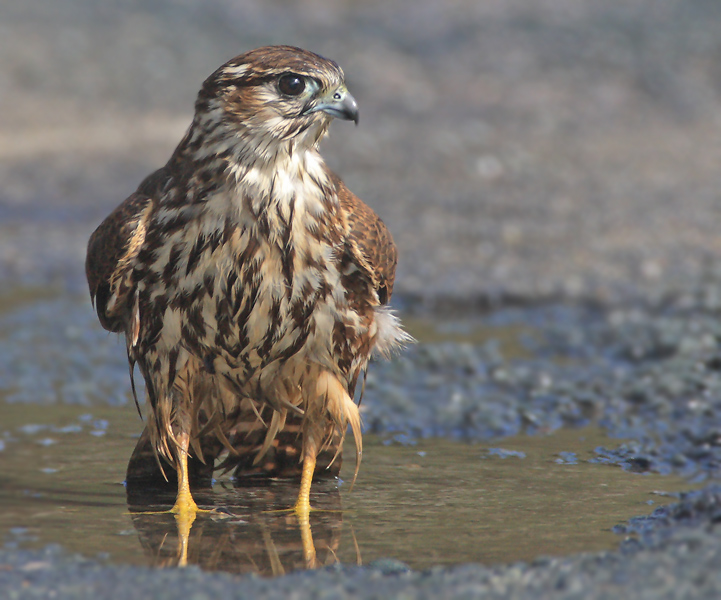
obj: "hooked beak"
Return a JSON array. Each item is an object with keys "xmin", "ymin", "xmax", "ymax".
[{"xmin": 304, "ymin": 84, "xmax": 359, "ymax": 125}]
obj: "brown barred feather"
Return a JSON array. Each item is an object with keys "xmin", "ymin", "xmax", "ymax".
[
  {"xmin": 86, "ymin": 45, "xmax": 410, "ymax": 493},
  {"xmin": 331, "ymin": 173, "xmax": 398, "ymax": 303}
]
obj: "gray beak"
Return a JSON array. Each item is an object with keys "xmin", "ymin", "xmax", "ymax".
[{"xmin": 305, "ymin": 85, "xmax": 359, "ymax": 125}]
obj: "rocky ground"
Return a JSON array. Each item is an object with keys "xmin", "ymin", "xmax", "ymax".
[{"xmin": 3, "ymin": 0, "xmax": 721, "ymax": 597}]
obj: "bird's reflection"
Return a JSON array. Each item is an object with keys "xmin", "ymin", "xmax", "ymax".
[{"xmin": 125, "ymin": 428, "xmax": 349, "ymax": 574}]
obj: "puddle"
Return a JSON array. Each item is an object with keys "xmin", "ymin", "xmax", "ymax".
[
  {"xmin": 0, "ymin": 402, "xmax": 694, "ymax": 574},
  {"xmin": 344, "ymin": 427, "xmax": 684, "ymax": 569},
  {"xmin": 0, "ymin": 293, "xmax": 701, "ymax": 575}
]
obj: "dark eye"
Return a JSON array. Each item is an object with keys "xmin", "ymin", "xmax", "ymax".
[{"xmin": 278, "ymin": 74, "xmax": 306, "ymax": 96}]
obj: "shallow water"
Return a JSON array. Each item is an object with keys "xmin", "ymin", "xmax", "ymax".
[
  {"xmin": 0, "ymin": 400, "xmax": 692, "ymax": 574},
  {"xmin": 0, "ymin": 291, "xmax": 697, "ymax": 575}
]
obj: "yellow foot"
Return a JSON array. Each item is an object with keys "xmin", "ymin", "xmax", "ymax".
[
  {"xmin": 169, "ymin": 498, "xmax": 216, "ymax": 567},
  {"xmin": 292, "ymin": 496, "xmax": 312, "ymax": 519},
  {"xmin": 171, "ymin": 487, "xmax": 199, "ymax": 515},
  {"xmin": 265, "ymin": 445, "xmax": 317, "ymax": 518},
  {"xmin": 134, "ymin": 492, "xmax": 213, "ymax": 567},
  {"xmin": 129, "ymin": 492, "xmax": 212, "ymax": 518}
]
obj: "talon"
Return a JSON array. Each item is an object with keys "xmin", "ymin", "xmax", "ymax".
[{"xmin": 171, "ymin": 489, "xmax": 199, "ymax": 516}]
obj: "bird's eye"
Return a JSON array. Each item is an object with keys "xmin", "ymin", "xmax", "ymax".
[{"xmin": 278, "ymin": 74, "xmax": 306, "ymax": 96}]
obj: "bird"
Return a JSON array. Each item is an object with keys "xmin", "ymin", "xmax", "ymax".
[{"xmin": 85, "ymin": 45, "xmax": 410, "ymax": 528}]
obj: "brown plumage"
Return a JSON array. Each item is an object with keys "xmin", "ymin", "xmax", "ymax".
[{"xmin": 86, "ymin": 45, "xmax": 410, "ymax": 519}]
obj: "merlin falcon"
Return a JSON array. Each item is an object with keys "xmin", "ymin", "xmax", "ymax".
[{"xmin": 86, "ymin": 46, "xmax": 410, "ymax": 524}]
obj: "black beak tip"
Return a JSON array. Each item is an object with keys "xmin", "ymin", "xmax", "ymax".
[
  {"xmin": 343, "ymin": 93, "xmax": 360, "ymax": 126},
  {"xmin": 337, "ymin": 106, "xmax": 359, "ymax": 125}
]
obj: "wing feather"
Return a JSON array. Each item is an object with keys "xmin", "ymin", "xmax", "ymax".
[
  {"xmin": 330, "ymin": 172, "xmax": 398, "ymax": 305},
  {"xmin": 85, "ymin": 191, "xmax": 154, "ymax": 332},
  {"xmin": 330, "ymin": 171, "xmax": 413, "ymax": 358}
]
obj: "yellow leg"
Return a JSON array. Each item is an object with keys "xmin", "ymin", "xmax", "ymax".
[
  {"xmin": 170, "ymin": 432, "xmax": 198, "ymax": 567},
  {"xmin": 260, "ymin": 448, "xmax": 318, "ymax": 516},
  {"xmin": 171, "ymin": 432, "xmax": 199, "ymax": 515},
  {"xmin": 293, "ymin": 446, "xmax": 318, "ymax": 568},
  {"xmin": 292, "ymin": 447, "xmax": 316, "ymax": 517},
  {"xmin": 259, "ymin": 437, "xmax": 321, "ymax": 567}
]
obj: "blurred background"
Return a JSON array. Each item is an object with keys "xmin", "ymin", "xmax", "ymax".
[{"xmin": 4, "ymin": 0, "xmax": 721, "ymax": 308}]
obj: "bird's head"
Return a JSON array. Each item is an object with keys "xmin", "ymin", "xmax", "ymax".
[{"xmin": 194, "ymin": 46, "xmax": 358, "ymax": 159}]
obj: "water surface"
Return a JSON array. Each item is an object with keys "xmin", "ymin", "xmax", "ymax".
[{"xmin": 0, "ymin": 402, "xmax": 692, "ymax": 574}]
